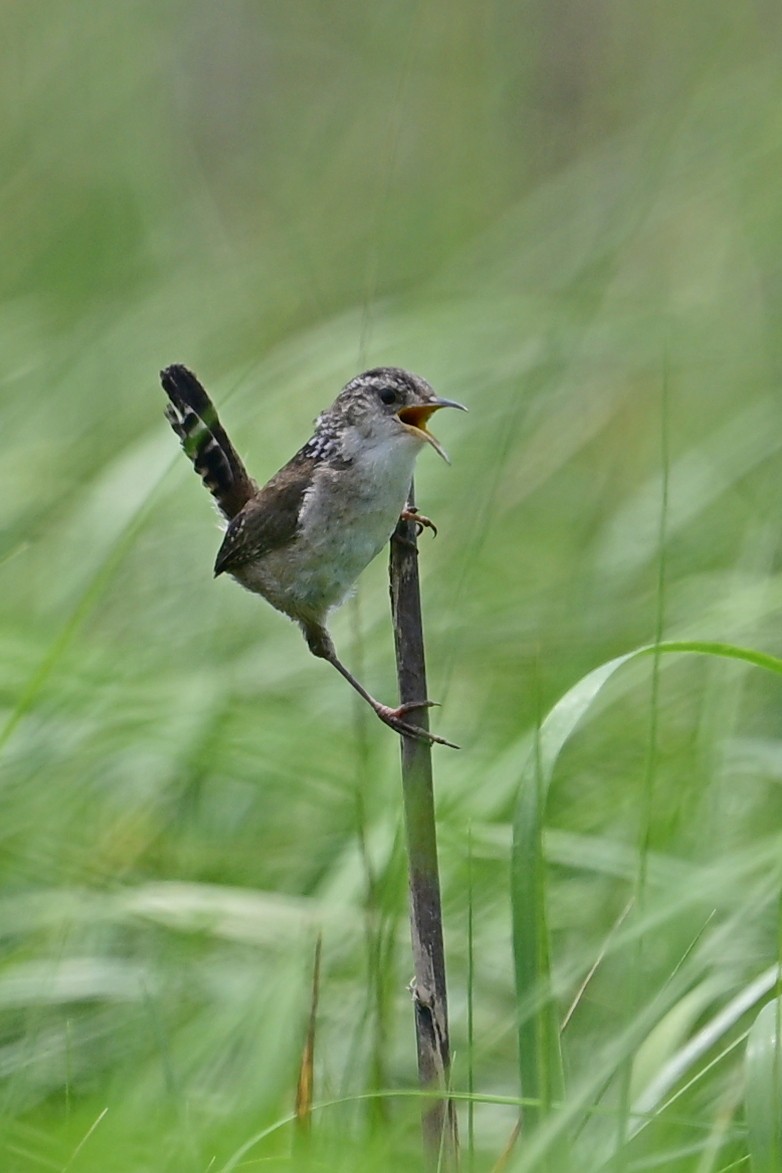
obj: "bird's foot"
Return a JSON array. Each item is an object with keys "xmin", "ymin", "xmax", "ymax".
[
  {"xmin": 400, "ymin": 506, "xmax": 437, "ymax": 538},
  {"xmin": 319, "ymin": 642, "xmax": 458, "ymax": 747},
  {"xmin": 373, "ymin": 700, "xmax": 459, "ymax": 749}
]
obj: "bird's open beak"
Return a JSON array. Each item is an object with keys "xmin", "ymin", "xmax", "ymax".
[{"xmin": 397, "ymin": 398, "xmax": 468, "ymax": 463}]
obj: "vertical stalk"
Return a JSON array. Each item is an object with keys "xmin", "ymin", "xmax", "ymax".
[
  {"xmin": 293, "ymin": 935, "xmax": 322, "ymax": 1159},
  {"xmin": 389, "ymin": 481, "xmax": 458, "ymax": 1170}
]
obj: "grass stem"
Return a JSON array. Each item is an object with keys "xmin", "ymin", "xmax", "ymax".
[{"xmin": 389, "ymin": 480, "xmax": 458, "ymax": 1170}]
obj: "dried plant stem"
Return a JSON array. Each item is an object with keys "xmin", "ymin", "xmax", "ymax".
[{"xmin": 389, "ymin": 482, "xmax": 458, "ymax": 1171}]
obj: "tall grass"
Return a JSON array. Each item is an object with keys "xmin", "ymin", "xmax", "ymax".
[{"xmin": 2, "ymin": 3, "xmax": 782, "ymax": 1170}]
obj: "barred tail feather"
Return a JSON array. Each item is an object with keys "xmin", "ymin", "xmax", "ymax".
[{"xmin": 161, "ymin": 364, "xmax": 257, "ymax": 520}]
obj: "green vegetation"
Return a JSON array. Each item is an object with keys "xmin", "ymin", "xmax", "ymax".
[{"xmin": 3, "ymin": 3, "xmax": 782, "ymax": 1169}]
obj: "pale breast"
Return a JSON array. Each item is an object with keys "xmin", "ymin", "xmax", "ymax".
[{"xmin": 254, "ymin": 431, "xmax": 418, "ymax": 617}]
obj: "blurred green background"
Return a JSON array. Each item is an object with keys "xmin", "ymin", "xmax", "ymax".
[{"xmin": 3, "ymin": 3, "xmax": 782, "ymax": 1170}]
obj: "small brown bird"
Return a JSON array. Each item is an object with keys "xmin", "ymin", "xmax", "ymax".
[{"xmin": 161, "ymin": 364, "xmax": 466, "ymax": 744}]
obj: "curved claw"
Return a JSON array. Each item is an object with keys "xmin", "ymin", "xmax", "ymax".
[
  {"xmin": 400, "ymin": 507, "xmax": 438, "ymax": 538},
  {"xmin": 395, "ymin": 699, "xmax": 441, "ymax": 716}
]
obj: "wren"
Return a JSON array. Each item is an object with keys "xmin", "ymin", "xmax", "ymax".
[{"xmin": 161, "ymin": 364, "xmax": 465, "ymax": 744}]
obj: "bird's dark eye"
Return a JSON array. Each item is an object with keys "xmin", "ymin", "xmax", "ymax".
[{"xmin": 378, "ymin": 387, "xmax": 397, "ymax": 405}]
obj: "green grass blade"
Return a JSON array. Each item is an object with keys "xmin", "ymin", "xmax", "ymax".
[
  {"xmin": 746, "ymin": 996, "xmax": 782, "ymax": 1173},
  {"xmin": 511, "ymin": 640, "xmax": 782, "ymax": 1161}
]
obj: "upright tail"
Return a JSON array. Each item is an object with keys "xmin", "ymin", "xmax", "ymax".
[{"xmin": 161, "ymin": 364, "xmax": 257, "ymax": 520}]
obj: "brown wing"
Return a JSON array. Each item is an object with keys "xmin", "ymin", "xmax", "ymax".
[{"xmin": 213, "ymin": 450, "xmax": 316, "ymax": 577}]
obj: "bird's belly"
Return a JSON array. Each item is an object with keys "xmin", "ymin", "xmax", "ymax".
[{"xmin": 235, "ymin": 455, "xmax": 414, "ymax": 622}]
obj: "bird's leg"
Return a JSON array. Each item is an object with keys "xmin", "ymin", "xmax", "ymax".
[
  {"xmin": 400, "ymin": 504, "xmax": 437, "ymax": 538},
  {"xmin": 303, "ymin": 624, "xmax": 457, "ymax": 748}
]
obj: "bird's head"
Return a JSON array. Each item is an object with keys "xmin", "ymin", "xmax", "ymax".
[{"xmin": 331, "ymin": 367, "xmax": 467, "ymax": 463}]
